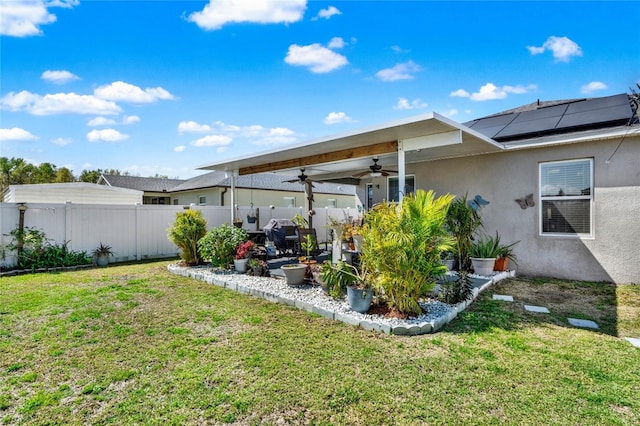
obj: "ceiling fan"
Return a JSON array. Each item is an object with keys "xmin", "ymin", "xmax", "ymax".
[
  {"xmin": 352, "ymin": 157, "xmax": 397, "ymax": 178},
  {"xmin": 283, "ymin": 168, "xmax": 324, "ymax": 187}
]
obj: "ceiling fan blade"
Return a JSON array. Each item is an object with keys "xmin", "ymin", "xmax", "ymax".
[
  {"xmin": 283, "ymin": 178, "xmax": 299, "ymax": 183},
  {"xmin": 352, "ymin": 170, "xmax": 370, "ymax": 178},
  {"xmin": 382, "ymin": 169, "xmax": 397, "ymax": 174}
]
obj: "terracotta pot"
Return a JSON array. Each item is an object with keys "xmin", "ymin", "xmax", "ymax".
[{"xmin": 494, "ymin": 257, "xmax": 509, "ymax": 271}]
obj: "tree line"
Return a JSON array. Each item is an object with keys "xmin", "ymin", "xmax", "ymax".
[{"xmin": 0, "ymin": 157, "xmax": 167, "ymax": 194}]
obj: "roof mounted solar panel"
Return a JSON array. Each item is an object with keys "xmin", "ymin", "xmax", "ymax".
[{"xmin": 557, "ymin": 94, "xmax": 632, "ymax": 130}]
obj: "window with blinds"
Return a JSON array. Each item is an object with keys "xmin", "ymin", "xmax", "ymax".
[{"xmin": 539, "ymin": 159, "xmax": 593, "ymax": 236}]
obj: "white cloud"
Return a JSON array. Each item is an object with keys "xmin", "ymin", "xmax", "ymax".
[
  {"xmin": 87, "ymin": 129, "xmax": 129, "ymax": 142},
  {"xmin": 51, "ymin": 137, "xmax": 72, "ymax": 146},
  {"xmin": 391, "ymin": 45, "xmax": 409, "ymax": 54},
  {"xmin": 285, "ymin": 43, "xmax": 348, "ymax": 73},
  {"xmin": 187, "ymin": 0, "xmax": 306, "ymax": 31},
  {"xmin": 173, "ymin": 145, "xmax": 187, "ymax": 152},
  {"xmin": 177, "ymin": 120, "xmax": 213, "ymax": 134},
  {"xmin": 393, "ymin": 97, "xmax": 427, "ymax": 110},
  {"xmin": 1, "ymin": 90, "xmax": 121, "ymax": 115},
  {"xmin": 88, "ymin": 117, "xmax": 117, "ymax": 127},
  {"xmin": 0, "ymin": 127, "xmax": 38, "ymax": 141},
  {"xmin": 581, "ymin": 81, "xmax": 608, "ymax": 94},
  {"xmin": 313, "ymin": 5, "xmax": 341, "ymax": 20},
  {"xmin": 94, "ymin": 81, "xmax": 175, "ymax": 103},
  {"xmin": 122, "ymin": 115, "xmax": 140, "ymax": 125},
  {"xmin": 191, "ymin": 134, "xmax": 233, "ymax": 147},
  {"xmin": 182, "ymin": 120, "xmax": 300, "ymax": 146},
  {"xmin": 324, "ymin": 112, "xmax": 352, "ymax": 125},
  {"xmin": 376, "ymin": 61, "xmax": 421, "ymax": 82},
  {"xmin": 88, "ymin": 115, "xmax": 140, "ymax": 126},
  {"xmin": 41, "ymin": 69, "xmax": 80, "ymax": 84},
  {"xmin": 450, "ymin": 89, "xmax": 470, "ymax": 98},
  {"xmin": 450, "ymin": 83, "xmax": 537, "ymax": 101},
  {"xmin": 327, "ymin": 36, "xmax": 346, "ymax": 49},
  {"xmin": 0, "ymin": 0, "xmax": 78, "ymax": 37},
  {"xmin": 527, "ymin": 36, "xmax": 582, "ymax": 62},
  {"xmin": 442, "ymin": 109, "xmax": 458, "ymax": 118}
]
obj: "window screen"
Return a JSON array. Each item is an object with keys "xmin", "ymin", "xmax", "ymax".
[{"xmin": 540, "ymin": 159, "xmax": 592, "ymax": 236}]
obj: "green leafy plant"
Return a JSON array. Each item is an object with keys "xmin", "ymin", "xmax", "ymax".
[
  {"xmin": 247, "ymin": 259, "xmax": 270, "ymax": 277},
  {"xmin": 292, "ymin": 213, "xmax": 309, "ymax": 228},
  {"xmin": 167, "ymin": 209, "xmax": 208, "ymax": 265},
  {"xmin": 438, "ymin": 270, "xmax": 473, "ymax": 304},
  {"xmin": 359, "ymin": 189, "xmax": 455, "ymax": 316},
  {"xmin": 92, "ymin": 243, "xmax": 114, "ymax": 258},
  {"xmin": 300, "ymin": 234, "xmax": 315, "ymax": 260},
  {"xmin": 198, "ymin": 224, "xmax": 248, "ymax": 267},
  {"xmin": 445, "ymin": 194, "xmax": 483, "ymax": 272},
  {"xmin": 470, "ymin": 233, "xmax": 501, "ymax": 259},
  {"xmin": 497, "ymin": 239, "xmax": 519, "ymax": 264},
  {"xmin": 4, "ymin": 226, "xmax": 91, "ymax": 271},
  {"xmin": 321, "ymin": 260, "xmax": 361, "ymax": 299}
]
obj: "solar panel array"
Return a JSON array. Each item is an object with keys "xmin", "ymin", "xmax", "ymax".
[{"xmin": 464, "ymin": 93, "xmax": 632, "ymax": 142}]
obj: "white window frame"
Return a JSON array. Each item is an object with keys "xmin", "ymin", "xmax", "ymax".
[
  {"xmin": 326, "ymin": 198, "xmax": 337, "ymax": 208},
  {"xmin": 539, "ymin": 158, "xmax": 593, "ymax": 238},
  {"xmin": 198, "ymin": 196, "xmax": 207, "ymax": 206},
  {"xmin": 283, "ymin": 196, "xmax": 295, "ymax": 208}
]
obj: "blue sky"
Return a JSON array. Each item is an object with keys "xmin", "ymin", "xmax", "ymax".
[{"xmin": 1, "ymin": 0, "xmax": 639, "ymax": 179}]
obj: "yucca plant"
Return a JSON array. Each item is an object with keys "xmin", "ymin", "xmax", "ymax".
[
  {"xmin": 469, "ymin": 233, "xmax": 501, "ymax": 258},
  {"xmin": 359, "ymin": 189, "xmax": 455, "ymax": 316}
]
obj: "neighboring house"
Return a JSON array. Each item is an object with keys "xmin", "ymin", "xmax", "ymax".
[
  {"xmin": 99, "ymin": 172, "xmax": 357, "ymax": 208},
  {"xmin": 2, "ymin": 182, "xmax": 143, "ymax": 204},
  {"xmin": 197, "ymin": 92, "xmax": 640, "ymax": 284},
  {"xmin": 97, "ymin": 175, "xmax": 185, "ymax": 205}
]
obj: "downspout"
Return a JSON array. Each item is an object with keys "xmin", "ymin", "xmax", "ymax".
[{"xmin": 220, "ymin": 187, "xmax": 228, "ymax": 206}]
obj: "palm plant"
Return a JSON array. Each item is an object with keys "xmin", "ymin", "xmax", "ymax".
[
  {"xmin": 444, "ymin": 194, "xmax": 483, "ymax": 272},
  {"xmin": 359, "ymin": 189, "xmax": 454, "ymax": 316}
]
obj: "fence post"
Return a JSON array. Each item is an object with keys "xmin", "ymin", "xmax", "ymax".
[
  {"xmin": 65, "ymin": 201, "xmax": 73, "ymax": 249},
  {"xmin": 135, "ymin": 203, "xmax": 142, "ymax": 261}
]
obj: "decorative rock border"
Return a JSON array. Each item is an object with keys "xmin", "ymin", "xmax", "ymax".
[{"xmin": 168, "ymin": 263, "xmax": 515, "ymax": 335}]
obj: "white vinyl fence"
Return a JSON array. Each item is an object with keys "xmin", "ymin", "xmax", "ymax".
[{"xmin": 0, "ymin": 202, "xmax": 361, "ymax": 267}]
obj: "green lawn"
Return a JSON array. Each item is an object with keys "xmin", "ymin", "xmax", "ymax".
[{"xmin": 1, "ymin": 261, "xmax": 638, "ymax": 425}]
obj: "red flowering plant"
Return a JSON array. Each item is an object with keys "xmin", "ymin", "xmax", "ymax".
[{"xmin": 235, "ymin": 240, "xmax": 255, "ymax": 260}]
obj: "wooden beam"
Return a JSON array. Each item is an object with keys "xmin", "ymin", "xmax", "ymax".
[{"xmin": 239, "ymin": 141, "xmax": 398, "ymax": 175}]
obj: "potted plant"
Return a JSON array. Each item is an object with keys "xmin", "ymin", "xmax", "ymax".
[
  {"xmin": 92, "ymin": 242, "xmax": 114, "ymax": 267},
  {"xmin": 233, "ymin": 240, "xmax": 254, "ymax": 273},
  {"xmin": 247, "ymin": 258, "xmax": 270, "ymax": 277},
  {"xmin": 469, "ymin": 233, "xmax": 501, "ymax": 276},
  {"xmin": 495, "ymin": 239, "xmax": 519, "ymax": 271},
  {"xmin": 197, "ymin": 224, "xmax": 248, "ymax": 268},
  {"xmin": 246, "ymin": 205, "xmax": 257, "ymax": 224},
  {"xmin": 281, "ymin": 263, "xmax": 307, "ymax": 286},
  {"xmin": 310, "ymin": 261, "xmax": 328, "ymax": 292},
  {"xmin": 233, "ymin": 217, "xmax": 244, "ymax": 228},
  {"xmin": 322, "ymin": 260, "xmax": 373, "ymax": 313}
]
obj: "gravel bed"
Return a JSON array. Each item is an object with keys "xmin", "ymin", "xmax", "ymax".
[{"xmin": 168, "ymin": 264, "xmax": 515, "ymax": 335}]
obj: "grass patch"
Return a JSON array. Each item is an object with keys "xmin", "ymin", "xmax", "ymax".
[{"xmin": 0, "ymin": 261, "xmax": 638, "ymax": 425}]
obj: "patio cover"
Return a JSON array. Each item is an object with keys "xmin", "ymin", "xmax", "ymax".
[{"xmin": 197, "ymin": 112, "xmax": 505, "ymax": 219}]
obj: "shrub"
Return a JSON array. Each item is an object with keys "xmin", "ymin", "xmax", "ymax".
[
  {"xmin": 5, "ymin": 226, "xmax": 91, "ymax": 271},
  {"xmin": 359, "ymin": 190, "xmax": 455, "ymax": 316},
  {"xmin": 198, "ymin": 224, "xmax": 248, "ymax": 267},
  {"xmin": 469, "ymin": 233, "xmax": 501, "ymax": 258},
  {"xmin": 167, "ymin": 209, "xmax": 207, "ymax": 265},
  {"xmin": 247, "ymin": 259, "xmax": 270, "ymax": 277}
]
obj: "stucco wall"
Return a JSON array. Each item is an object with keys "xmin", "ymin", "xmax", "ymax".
[
  {"xmin": 368, "ymin": 136, "xmax": 639, "ymax": 284},
  {"xmin": 171, "ymin": 188, "xmax": 356, "ymax": 209}
]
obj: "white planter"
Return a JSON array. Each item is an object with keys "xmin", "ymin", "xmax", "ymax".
[
  {"xmin": 234, "ymin": 258, "xmax": 249, "ymax": 273},
  {"xmin": 470, "ymin": 257, "xmax": 496, "ymax": 276}
]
